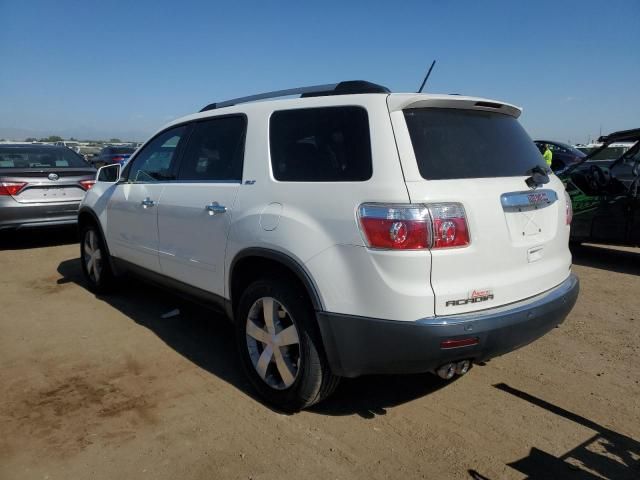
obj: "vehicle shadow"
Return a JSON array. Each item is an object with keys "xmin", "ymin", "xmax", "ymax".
[
  {"xmin": 57, "ymin": 257, "xmax": 451, "ymax": 417},
  {"xmin": 469, "ymin": 383, "xmax": 640, "ymax": 480},
  {"xmin": 571, "ymin": 243, "xmax": 640, "ymax": 276},
  {"xmin": 309, "ymin": 373, "xmax": 452, "ymax": 418},
  {"xmin": 0, "ymin": 226, "xmax": 78, "ymax": 250}
]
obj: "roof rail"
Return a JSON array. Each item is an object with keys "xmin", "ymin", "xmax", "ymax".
[{"xmin": 199, "ymin": 80, "xmax": 390, "ymax": 112}]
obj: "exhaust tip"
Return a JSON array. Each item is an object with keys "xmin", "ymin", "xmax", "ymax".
[
  {"xmin": 455, "ymin": 360, "xmax": 471, "ymax": 375},
  {"xmin": 436, "ymin": 363, "xmax": 456, "ymax": 380}
]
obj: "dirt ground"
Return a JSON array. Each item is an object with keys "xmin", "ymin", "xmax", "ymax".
[{"xmin": 0, "ymin": 228, "xmax": 638, "ymax": 480}]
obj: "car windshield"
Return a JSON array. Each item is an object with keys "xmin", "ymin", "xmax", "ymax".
[
  {"xmin": 579, "ymin": 146, "xmax": 630, "ymax": 161},
  {"xmin": 563, "ymin": 144, "xmax": 587, "ymax": 158},
  {"xmin": 0, "ymin": 147, "xmax": 88, "ymax": 168},
  {"xmin": 621, "ymin": 142, "xmax": 640, "ymax": 164}
]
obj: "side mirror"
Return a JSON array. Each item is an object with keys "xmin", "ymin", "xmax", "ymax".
[{"xmin": 96, "ymin": 164, "xmax": 121, "ymax": 183}]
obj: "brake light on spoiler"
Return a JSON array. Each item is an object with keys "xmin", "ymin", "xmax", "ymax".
[{"xmin": 358, "ymin": 202, "xmax": 470, "ymax": 250}]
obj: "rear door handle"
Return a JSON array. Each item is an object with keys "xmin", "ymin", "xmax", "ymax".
[
  {"xmin": 141, "ymin": 197, "xmax": 155, "ymax": 208},
  {"xmin": 206, "ymin": 202, "xmax": 227, "ymax": 215}
]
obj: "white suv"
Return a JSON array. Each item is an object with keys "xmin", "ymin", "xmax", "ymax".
[{"xmin": 79, "ymin": 81, "xmax": 579, "ymax": 411}]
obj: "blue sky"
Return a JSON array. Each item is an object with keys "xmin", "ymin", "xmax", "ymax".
[{"xmin": 1, "ymin": 0, "xmax": 638, "ymax": 143}]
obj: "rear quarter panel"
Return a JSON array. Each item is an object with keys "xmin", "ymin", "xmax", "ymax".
[{"xmin": 224, "ymin": 96, "xmax": 418, "ymax": 313}]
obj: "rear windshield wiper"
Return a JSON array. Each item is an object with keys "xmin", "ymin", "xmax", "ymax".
[{"xmin": 525, "ymin": 165, "xmax": 550, "ymax": 189}]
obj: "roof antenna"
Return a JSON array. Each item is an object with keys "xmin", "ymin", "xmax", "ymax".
[{"xmin": 417, "ymin": 60, "xmax": 436, "ymax": 93}]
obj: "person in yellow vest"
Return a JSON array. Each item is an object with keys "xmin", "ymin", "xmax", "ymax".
[
  {"xmin": 543, "ymin": 145, "xmax": 553, "ymax": 167},
  {"xmin": 538, "ymin": 143, "xmax": 553, "ymax": 167}
]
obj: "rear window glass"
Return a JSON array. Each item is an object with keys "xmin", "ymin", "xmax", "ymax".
[
  {"xmin": 0, "ymin": 147, "xmax": 87, "ymax": 168},
  {"xmin": 270, "ymin": 106, "xmax": 372, "ymax": 182},
  {"xmin": 404, "ymin": 108, "xmax": 546, "ymax": 180},
  {"xmin": 109, "ymin": 147, "xmax": 135, "ymax": 155}
]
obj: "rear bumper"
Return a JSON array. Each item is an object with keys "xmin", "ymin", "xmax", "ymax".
[
  {"xmin": 0, "ymin": 198, "xmax": 80, "ymax": 230},
  {"xmin": 317, "ymin": 273, "xmax": 579, "ymax": 377}
]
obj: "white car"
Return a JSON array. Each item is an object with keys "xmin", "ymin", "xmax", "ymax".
[{"xmin": 79, "ymin": 81, "xmax": 579, "ymax": 410}]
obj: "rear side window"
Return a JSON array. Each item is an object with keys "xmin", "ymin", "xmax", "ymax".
[
  {"xmin": 404, "ymin": 108, "xmax": 546, "ymax": 180},
  {"xmin": 270, "ymin": 106, "xmax": 372, "ymax": 181},
  {"xmin": 0, "ymin": 147, "xmax": 87, "ymax": 168},
  {"xmin": 177, "ymin": 115, "xmax": 246, "ymax": 182}
]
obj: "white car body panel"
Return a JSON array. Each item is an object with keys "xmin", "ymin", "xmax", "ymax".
[
  {"xmin": 106, "ymin": 183, "xmax": 164, "ymax": 273},
  {"xmin": 158, "ymin": 183, "xmax": 240, "ymax": 296}
]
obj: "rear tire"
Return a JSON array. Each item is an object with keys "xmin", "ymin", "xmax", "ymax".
[
  {"xmin": 235, "ymin": 277, "xmax": 339, "ymax": 411},
  {"xmin": 80, "ymin": 224, "xmax": 115, "ymax": 293}
]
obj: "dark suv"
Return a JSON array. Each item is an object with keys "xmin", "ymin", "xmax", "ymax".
[
  {"xmin": 534, "ymin": 140, "xmax": 586, "ymax": 172},
  {"xmin": 92, "ymin": 146, "xmax": 136, "ymax": 168}
]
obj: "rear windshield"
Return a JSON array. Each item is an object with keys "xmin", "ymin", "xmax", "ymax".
[
  {"xmin": 0, "ymin": 147, "xmax": 88, "ymax": 168},
  {"xmin": 109, "ymin": 147, "xmax": 135, "ymax": 155},
  {"xmin": 404, "ymin": 108, "xmax": 546, "ymax": 180}
]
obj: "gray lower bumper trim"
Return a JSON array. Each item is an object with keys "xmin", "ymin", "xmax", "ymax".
[{"xmin": 316, "ymin": 274, "xmax": 579, "ymax": 378}]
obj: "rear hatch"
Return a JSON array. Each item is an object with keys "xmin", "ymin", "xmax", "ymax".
[
  {"xmin": 388, "ymin": 95, "xmax": 572, "ymax": 315},
  {"xmin": 0, "ymin": 146, "xmax": 96, "ymax": 203}
]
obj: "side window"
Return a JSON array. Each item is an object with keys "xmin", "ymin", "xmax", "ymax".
[
  {"xmin": 126, "ymin": 126, "xmax": 187, "ymax": 183},
  {"xmin": 269, "ymin": 106, "xmax": 372, "ymax": 182},
  {"xmin": 177, "ymin": 116, "xmax": 246, "ymax": 182}
]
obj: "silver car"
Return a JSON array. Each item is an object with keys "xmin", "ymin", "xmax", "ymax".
[{"xmin": 0, "ymin": 144, "xmax": 96, "ymax": 230}]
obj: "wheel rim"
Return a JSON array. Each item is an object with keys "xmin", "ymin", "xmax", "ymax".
[
  {"xmin": 245, "ymin": 297, "xmax": 300, "ymax": 390},
  {"xmin": 83, "ymin": 229, "xmax": 103, "ymax": 284}
]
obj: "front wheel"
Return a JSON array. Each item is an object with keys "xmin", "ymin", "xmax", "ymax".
[
  {"xmin": 235, "ymin": 278, "xmax": 339, "ymax": 411},
  {"xmin": 80, "ymin": 224, "xmax": 115, "ymax": 293}
]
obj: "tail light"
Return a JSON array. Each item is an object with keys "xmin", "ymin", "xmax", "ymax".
[
  {"xmin": 357, "ymin": 202, "xmax": 470, "ymax": 250},
  {"xmin": 0, "ymin": 181, "xmax": 27, "ymax": 196},
  {"xmin": 429, "ymin": 203, "xmax": 471, "ymax": 248},
  {"xmin": 358, "ymin": 204, "xmax": 430, "ymax": 249},
  {"xmin": 112, "ymin": 156, "xmax": 124, "ymax": 163},
  {"xmin": 564, "ymin": 191, "xmax": 573, "ymax": 225},
  {"xmin": 79, "ymin": 180, "xmax": 96, "ymax": 191}
]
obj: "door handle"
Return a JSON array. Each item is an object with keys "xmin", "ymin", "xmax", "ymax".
[
  {"xmin": 206, "ymin": 202, "xmax": 227, "ymax": 215},
  {"xmin": 141, "ymin": 197, "xmax": 155, "ymax": 208}
]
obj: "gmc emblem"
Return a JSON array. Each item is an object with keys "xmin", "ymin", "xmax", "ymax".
[{"xmin": 527, "ymin": 192, "xmax": 549, "ymax": 205}]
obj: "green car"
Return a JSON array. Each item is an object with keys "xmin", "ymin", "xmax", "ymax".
[{"xmin": 558, "ymin": 128, "xmax": 640, "ymax": 247}]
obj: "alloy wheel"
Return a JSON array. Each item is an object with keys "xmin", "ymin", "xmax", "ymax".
[
  {"xmin": 245, "ymin": 297, "xmax": 300, "ymax": 390},
  {"xmin": 83, "ymin": 229, "xmax": 103, "ymax": 284}
]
